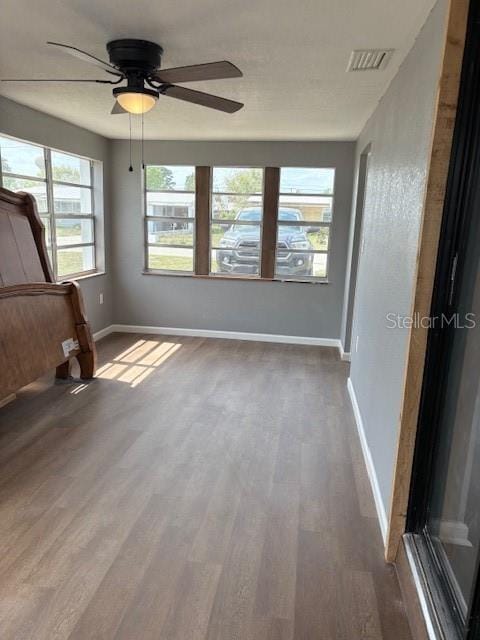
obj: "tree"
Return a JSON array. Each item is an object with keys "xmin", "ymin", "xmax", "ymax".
[
  {"xmin": 219, "ymin": 168, "xmax": 263, "ymax": 217},
  {"xmin": 146, "ymin": 166, "xmax": 175, "ymax": 190},
  {"xmin": 51, "ymin": 164, "xmax": 81, "ymax": 183},
  {"xmin": 225, "ymin": 168, "xmax": 263, "ymax": 194},
  {"xmin": 184, "ymin": 173, "xmax": 195, "ymax": 191}
]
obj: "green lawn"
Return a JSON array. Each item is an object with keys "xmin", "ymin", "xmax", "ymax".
[
  {"xmin": 148, "ymin": 252, "xmax": 221, "ymax": 273},
  {"xmin": 57, "ymin": 250, "xmax": 83, "ymax": 277},
  {"xmin": 56, "ymin": 224, "xmax": 81, "ymax": 237},
  {"xmin": 151, "ymin": 233, "xmax": 193, "ymax": 247},
  {"xmin": 148, "ymin": 254, "xmax": 193, "ymax": 272}
]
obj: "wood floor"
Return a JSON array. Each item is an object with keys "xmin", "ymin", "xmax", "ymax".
[{"xmin": 0, "ymin": 333, "xmax": 412, "ymax": 640}]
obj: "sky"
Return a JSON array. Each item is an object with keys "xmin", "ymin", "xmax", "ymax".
[{"xmin": 1, "ymin": 138, "xmax": 335, "ymax": 196}]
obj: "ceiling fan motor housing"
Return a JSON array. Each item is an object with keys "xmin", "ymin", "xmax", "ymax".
[{"xmin": 107, "ymin": 39, "xmax": 164, "ymax": 83}]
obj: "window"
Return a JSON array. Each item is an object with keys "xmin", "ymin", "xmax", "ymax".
[
  {"xmin": 210, "ymin": 167, "xmax": 264, "ymax": 277},
  {"xmin": 276, "ymin": 168, "xmax": 335, "ymax": 281},
  {"xmin": 145, "ymin": 165, "xmax": 196, "ymax": 273},
  {"xmin": 0, "ymin": 135, "xmax": 99, "ymax": 280},
  {"xmin": 143, "ymin": 164, "xmax": 335, "ymax": 283}
]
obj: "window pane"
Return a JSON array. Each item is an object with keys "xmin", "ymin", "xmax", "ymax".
[
  {"xmin": 53, "ymin": 184, "xmax": 92, "ymax": 214},
  {"xmin": 212, "ymin": 194, "xmax": 263, "ymax": 221},
  {"xmin": 211, "ymin": 222, "xmax": 261, "ymax": 276},
  {"xmin": 55, "ymin": 218, "xmax": 94, "ymax": 246},
  {"xmin": 146, "ymin": 166, "xmax": 195, "ymax": 191},
  {"xmin": 146, "ymin": 191, "xmax": 195, "ymax": 218},
  {"xmin": 3, "ymin": 177, "xmax": 48, "ymax": 213},
  {"xmin": 147, "ymin": 220, "xmax": 194, "ymax": 246},
  {"xmin": 275, "ymin": 251, "xmax": 327, "ymax": 279},
  {"xmin": 52, "ymin": 150, "xmax": 91, "ymax": 185},
  {"xmin": 0, "ymin": 136, "xmax": 45, "ymax": 178},
  {"xmin": 279, "ymin": 168, "xmax": 334, "ymax": 194},
  {"xmin": 57, "ymin": 245, "xmax": 95, "ymax": 277},
  {"xmin": 278, "ymin": 197, "xmax": 332, "ymax": 223},
  {"xmin": 148, "ymin": 246, "xmax": 193, "ymax": 272},
  {"xmin": 212, "ymin": 167, "xmax": 263, "ymax": 194},
  {"xmin": 277, "ymin": 223, "xmax": 330, "ymax": 251}
]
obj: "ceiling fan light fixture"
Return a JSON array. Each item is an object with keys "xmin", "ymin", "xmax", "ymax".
[{"xmin": 113, "ymin": 86, "xmax": 158, "ymax": 114}]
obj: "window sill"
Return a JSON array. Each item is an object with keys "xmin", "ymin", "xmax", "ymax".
[
  {"xmin": 142, "ymin": 270, "xmax": 329, "ymax": 284},
  {"xmin": 59, "ymin": 270, "xmax": 106, "ymax": 283}
]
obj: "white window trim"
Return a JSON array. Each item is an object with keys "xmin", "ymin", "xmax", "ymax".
[{"xmin": 0, "ymin": 133, "xmax": 103, "ymax": 281}]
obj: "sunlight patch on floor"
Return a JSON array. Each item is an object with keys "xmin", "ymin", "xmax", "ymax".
[
  {"xmin": 70, "ymin": 383, "xmax": 89, "ymax": 395},
  {"xmin": 96, "ymin": 340, "xmax": 182, "ymax": 387}
]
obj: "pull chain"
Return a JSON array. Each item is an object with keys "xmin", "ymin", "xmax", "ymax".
[
  {"xmin": 128, "ymin": 113, "xmax": 133, "ymax": 172},
  {"xmin": 141, "ymin": 111, "xmax": 145, "ymax": 171}
]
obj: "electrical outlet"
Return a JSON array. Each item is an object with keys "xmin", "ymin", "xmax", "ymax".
[
  {"xmin": 355, "ymin": 335, "xmax": 359, "ymax": 353},
  {"xmin": 99, "ymin": 293, "xmax": 104, "ymax": 305}
]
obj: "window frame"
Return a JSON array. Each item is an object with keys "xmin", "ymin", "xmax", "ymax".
[
  {"xmin": 143, "ymin": 164, "xmax": 335, "ymax": 284},
  {"xmin": 0, "ymin": 133, "xmax": 99, "ymax": 281}
]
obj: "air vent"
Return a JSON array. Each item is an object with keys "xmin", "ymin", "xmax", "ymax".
[{"xmin": 347, "ymin": 49, "xmax": 394, "ymax": 72}]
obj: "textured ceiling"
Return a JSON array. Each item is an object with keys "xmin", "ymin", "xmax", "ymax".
[{"xmin": 0, "ymin": 0, "xmax": 437, "ymax": 140}]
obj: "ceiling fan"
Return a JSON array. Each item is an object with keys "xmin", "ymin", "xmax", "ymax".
[{"xmin": 1, "ymin": 39, "xmax": 244, "ymax": 115}]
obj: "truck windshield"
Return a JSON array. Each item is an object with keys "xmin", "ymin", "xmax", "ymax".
[
  {"xmin": 231, "ymin": 208, "xmax": 302, "ymax": 233},
  {"xmin": 278, "ymin": 210, "xmax": 301, "ymax": 232}
]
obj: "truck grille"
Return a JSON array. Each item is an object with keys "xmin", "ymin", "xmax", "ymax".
[{"xmin": 237, "ymin": 240, "xmax": 259, "ymax": 257}]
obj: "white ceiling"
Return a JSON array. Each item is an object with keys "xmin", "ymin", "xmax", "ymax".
[{"xmin": 0, "ymin": 0, "xmax": 437, "ymax": 141}]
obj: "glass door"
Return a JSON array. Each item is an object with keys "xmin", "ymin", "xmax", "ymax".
[
  {"xmin": 424, "ymin": 196, "xmax": 480, "ymax": 621},
  {"xmin": 407, "ymin": 1, "xmax": 480, "ymax": 636}
]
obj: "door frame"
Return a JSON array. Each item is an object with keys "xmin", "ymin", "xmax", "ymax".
[
  {"xmin": 406, "ymin": 0, "xmax": 480, "ymax": 636},
  {"xmin": 342, "ymin": 143, "xmax": 371, "ymax": 354}
]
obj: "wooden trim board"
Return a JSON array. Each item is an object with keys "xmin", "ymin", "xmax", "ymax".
[
  {"xmin": 195, "ymin": 166, "xmax": 211, "ymax": 276},
  {"xmin": 386, "ymin": 0, "xmax": 470, "ymax": 562},
  {"xmin": 261, "ymin": 167, "xmax": 280, "ymax": 278}
]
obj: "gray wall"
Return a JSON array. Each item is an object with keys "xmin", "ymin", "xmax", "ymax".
[
  {"xmin": 0, "ymin": 96, "xmax": 113, "ymax": 332},
  {"xmin": 111, "ymin": 140, "xmax": 354, "ymax": 338},
  {"xmin": 347, "ymin": 0, "xmax": 448, "ymax": 515}
]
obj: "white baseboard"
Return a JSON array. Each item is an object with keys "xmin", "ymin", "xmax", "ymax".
[
  {"xmin": 95, "ymin": 323, "xmax": 342, "ymax": 349},
  {"xmin": 347, "ymin": 377, "xmax": 388, "ymax": 543},
  {"xmin": 93, "ymin": 325, "xmax": 115, "ymax": 342},
  {"xmin": 339, "ymin": 344, "xmax": 351, "ymax": 361}
]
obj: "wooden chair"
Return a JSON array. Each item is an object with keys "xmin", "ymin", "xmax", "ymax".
[{"xmin": 0, "ymin": 187, "xmax": 96, "ymax": 404}]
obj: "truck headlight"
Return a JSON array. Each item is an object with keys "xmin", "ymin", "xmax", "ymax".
[{"xmin": 219, "ymin": 239, "xmax": 236, "ymax": 248}]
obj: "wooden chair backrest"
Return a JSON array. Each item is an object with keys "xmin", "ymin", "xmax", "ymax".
[{"xmin": 0, "ymin": 188, "xmax": 54, "ymax": 286}]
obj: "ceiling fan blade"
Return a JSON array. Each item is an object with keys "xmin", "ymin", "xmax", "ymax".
[
  {"xmin": 111, "ymin": 101, "xmax": 128, "ymax": 114},
  {"xmin": 151, "ymin": 61, "xmax": 242, "ymax": 84},
  {"xmin": 47, "ymin": 41, "xmax": 123, "ymax": 77},
  {"xmin": 0, "ymin": 78, "xmax": 116, "ymax": 83},
  {"xmin": 161, "ymin": 85, "xmax": 243, "ymax": 113}
]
